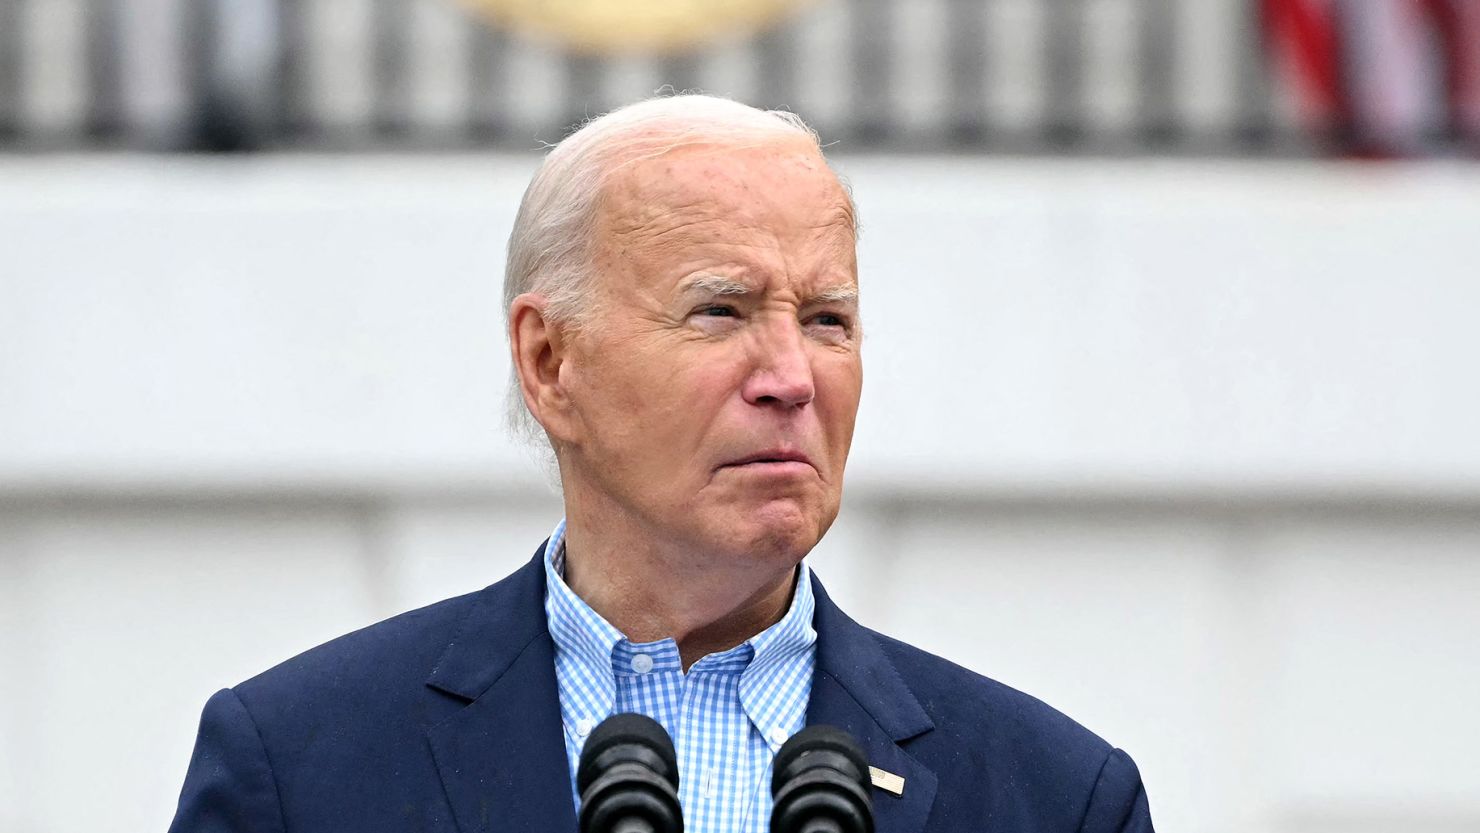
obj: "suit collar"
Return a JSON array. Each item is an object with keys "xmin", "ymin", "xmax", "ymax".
[
  {"xmin": 426, "ymin": 544, "xmax": 551, "ymax": 701},
  {"xmin": 425, "ymin": 546, "xmax": 578, "ymax": 833},
  {"xmin": 808, "ymin": 572, "xmax": 939, "ymax": 832},
  {"xmin": 807, "ymin": 574, "xmax": 933, "ymax": 741}
]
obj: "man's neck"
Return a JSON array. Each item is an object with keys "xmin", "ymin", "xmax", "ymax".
[{"xmin": 559, "ymin": 516, "xmax": 799, "ymax": 671}]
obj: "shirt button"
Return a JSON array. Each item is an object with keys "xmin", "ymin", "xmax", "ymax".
[
  {"xmin": 768, "ymin": 727, "xmax": 790, "ymax": 746},
  {"xmin": 631, "ymin": 653, "xmax": 655, "ymax": 674},
  {"xmin": 576, "ymin": 717, "xmax": 596, "ymax": 737}
]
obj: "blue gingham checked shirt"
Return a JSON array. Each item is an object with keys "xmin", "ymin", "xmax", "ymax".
[{"xmin": 541, "ymin": 519, "xmax": 818, "ymax": 833}]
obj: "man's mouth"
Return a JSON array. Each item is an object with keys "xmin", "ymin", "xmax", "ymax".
[{"xmin": 720, "ymin": 449, "xmax": 816, "ymax": 471}]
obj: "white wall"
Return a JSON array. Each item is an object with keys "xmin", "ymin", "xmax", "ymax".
[{"xmin": 2, "ymin": 155, "xmax": 1478, "ymax": 833}]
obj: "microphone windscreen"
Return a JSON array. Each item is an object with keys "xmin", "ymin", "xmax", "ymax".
[
  {"xmin": 577, "ymin": 713, "xmax": 679, "ymax": 794},
  {"xmin": 770, "ymin": 725, "xmax": 874, "ymax": 833},
  {"xmin": 771, "ymin": 724, "xmax": 868, "ymax": 794}
]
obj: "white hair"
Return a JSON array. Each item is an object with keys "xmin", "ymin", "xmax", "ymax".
[{"xmin": 502, "ymin": 94, "xmax": 852, "ymax": 447}]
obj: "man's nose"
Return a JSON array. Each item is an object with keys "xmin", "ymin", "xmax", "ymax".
[{"xmin": 741, "ymin": 320, "xmax": 815, "ymax": 409}]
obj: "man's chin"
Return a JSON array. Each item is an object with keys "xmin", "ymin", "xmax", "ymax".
[{"xmin": 707, "ymin": 500, "xmax": 829, "ymax": 562}]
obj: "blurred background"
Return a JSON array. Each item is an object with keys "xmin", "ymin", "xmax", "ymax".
[{"xmin": 2, "ymin": 1, "xmax": 1479, "ymax": 832}]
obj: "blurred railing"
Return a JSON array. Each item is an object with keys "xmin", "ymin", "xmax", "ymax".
[{"xmin": 0, "ymin": 0, "xmax": 1444, "ymax": 155}]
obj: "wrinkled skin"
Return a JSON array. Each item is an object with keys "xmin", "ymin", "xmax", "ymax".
[{"xmin": 511, "ymin": 138, "xmax": 861, "ymax": 656}]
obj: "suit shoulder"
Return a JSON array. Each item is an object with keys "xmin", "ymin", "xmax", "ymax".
[
  {"xmin": 870, "ymin": 628, "xmax": 1114, "ymax": 762},
  {"xmin": 864, "ymin": 629, "xmax": 1135, "ymax": 829},
  {"xmin": 233, "ymin": 588, "xmax": 485, "ymax": 710}
]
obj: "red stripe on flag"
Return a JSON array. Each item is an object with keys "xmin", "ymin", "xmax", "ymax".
[
  {"xmin": 1414, "ymin": 0, "xmax": 1480, "ymax": 142},
  {"xmin": 1263, "ymin": 0, "xmax": 1345, "ymax": 122},
  {"xmin": 1448, "ymin": 0, "xmax": 1480, "ymax": 138}
]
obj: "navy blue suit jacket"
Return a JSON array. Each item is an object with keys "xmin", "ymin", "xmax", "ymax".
[{"xmin": 170, "ymin": 546, "xmax": 1153, "ymax": 832}]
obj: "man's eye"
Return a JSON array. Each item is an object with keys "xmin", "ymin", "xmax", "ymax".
[
  {"xmin": 811, "ymin": 313, "xmax": 847, "ymax": 327},
  {"xmin": 699, "ymin": 305, "xmax": 736, "ymax": 317}
]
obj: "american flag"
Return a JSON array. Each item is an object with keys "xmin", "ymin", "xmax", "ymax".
[{"xmin": 1263, "ymin": 0, "xmax": 1480, "ymax": 155}]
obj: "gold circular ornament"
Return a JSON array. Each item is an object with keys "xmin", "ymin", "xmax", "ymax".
[{"xmin": 464, "ymin": 0, "xmax": 811, "ymax": 55}]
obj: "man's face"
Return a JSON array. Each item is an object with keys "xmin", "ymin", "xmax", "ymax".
[{"xmin": 557, "ymin": 140, "xmax": 862, "ymax": 564}]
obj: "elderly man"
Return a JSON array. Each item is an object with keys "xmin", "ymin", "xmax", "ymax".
[{"xmin": 169, "ymin": 96, "xmax": 1154, "ymax": 833}]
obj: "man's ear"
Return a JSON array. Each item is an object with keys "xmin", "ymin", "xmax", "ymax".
[{"xmin": 509, "ymin": 293, "xmax": 580, "ymax": 445}]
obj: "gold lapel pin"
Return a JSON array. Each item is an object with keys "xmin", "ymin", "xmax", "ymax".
[{"xmin": 868, "ymin": 766, "xmax": 906, "ymax": 796}]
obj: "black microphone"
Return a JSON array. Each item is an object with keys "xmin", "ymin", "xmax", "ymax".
[
  {"xmin": 577, "ymin": 713, "xmax": 684, "ymax": 833},
  {"xmin": 770, "ymin": 726, "xmax": 874, "ymax": 833}
]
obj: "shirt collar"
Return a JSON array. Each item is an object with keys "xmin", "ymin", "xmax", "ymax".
[
  {"xmin": 541, "ymin": 518, "xmax": 816, "ymax": 730},
  {"xmin": 544, "ymin": 520, "xmax": 623, "ymax": 716},
  {"xmin": 740, "ymin": 557, "xmax": 817, "ymax": 750}
]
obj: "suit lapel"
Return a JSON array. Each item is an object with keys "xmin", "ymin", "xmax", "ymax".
[
  {"xmin": 419, "ymin": 550, "xmax": 939, "ymax": 833},
  {"xmin": 424, "ymin": 550, "xmax": 578, "ymax": 833},
  {"xmin": 807, "ymin": 575, "xmax": 939, "ymax": 833}
]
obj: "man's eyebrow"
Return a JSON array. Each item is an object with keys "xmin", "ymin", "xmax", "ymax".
[
  {"xmin": 679, "ymin": 274, "xmax": 754, "ymax": 296},
  {"xmin": 678, "ymin": 274, "xmax": 860, "ymax": 305},
  {"xmin": 810, "ymin": 284, "xmax": 860, "ymax": 305}
]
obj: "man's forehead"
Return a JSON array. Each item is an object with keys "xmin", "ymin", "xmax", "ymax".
[{"xmin": 597, "ymin": 141, "xmax": 855, "ymax": 237}]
